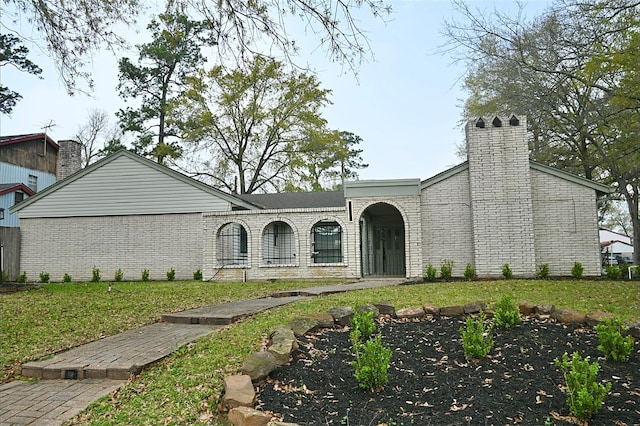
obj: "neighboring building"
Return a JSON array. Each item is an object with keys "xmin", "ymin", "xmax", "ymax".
[
  {"xmin": 600, "ymin": 228, "xmax": 634, "ymax": 265},
  {"xmin": 11, "ymin": 116, "xmax": 612, "ymax": 282},
  {"xmin": 0, "ymin": 134, "xmax": 59, "ymax": 227}
]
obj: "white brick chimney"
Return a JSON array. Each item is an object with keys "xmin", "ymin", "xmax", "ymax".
[{"xmin": 466, "ymin": 115, "xmax": 536, "ymax": 277}]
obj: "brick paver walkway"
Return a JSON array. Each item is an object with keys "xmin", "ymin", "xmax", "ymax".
[
  {"xmin": 0, "ymin": 379, "xmax": 124, "ymax": 426},
  {"xmin": 1, "ymin": 280, "xmax": 401, "ymax": 425}
]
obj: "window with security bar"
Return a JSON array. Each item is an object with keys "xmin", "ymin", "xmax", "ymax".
[
  {"xmin": 312, "ymin": 221, "xmax": 342, "ymax": 263},
  {"xmin": 262, "ymin": 221, "xmax": 296, "ymax": 265},
  {"xmin": 217, "ymin": 223, "xmax": 248, "ymax": 266}
]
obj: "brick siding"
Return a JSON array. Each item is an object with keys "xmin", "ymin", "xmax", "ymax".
[
  {"xmin": 531, "ymin": 169, "xmax": 602, "ymax": 276},
  {"xmin": 20, "ymin": 214, "xmax": 203, "ymax": 281},
  {"xmin": 467, "ymin": 118, "xmax": 537, "ymax": 277},
  {"xmin": 421, "ymin": 169, "xmax": 474, "ymax": 276}
]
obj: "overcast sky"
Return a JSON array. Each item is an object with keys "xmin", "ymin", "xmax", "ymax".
[{"xmin": 1, "ymin": 1, "xmax": 552, "ymax": 181}]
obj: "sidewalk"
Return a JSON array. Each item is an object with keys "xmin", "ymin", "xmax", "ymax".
[{"xmin": 0, "ymin": 280, "xmax": 400, "ymax": 425}]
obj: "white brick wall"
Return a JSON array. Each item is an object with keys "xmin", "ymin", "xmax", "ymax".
[
  {"xmin": 421, "ymin": 169, "xmax": 474, "ymax": 276},
  {"xmin": 531, "ymin": 169, "xmax": 602, "ymax": 276},
  {"xmin": 20, "ymin": 213, "xmax": 203, "ymax": 281},
  {"xmin": 467, "ymin": 118, "xmax": 537, "ymax": 277},
  {"xmin": 347, "ymin": 196, "xmax": 423, "ymax": 279},
  {"xmin": 203, "ymin": 207, "xmax": 357, "ymax": 281},
  {"xmin": 203, "ymin": 196, "xmax": 423, "ymax": 281}
]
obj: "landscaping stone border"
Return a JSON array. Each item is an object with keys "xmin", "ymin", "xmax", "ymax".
[{"xmin": 224, "ymin": 301, "xmax": 640, "ymax": 426}]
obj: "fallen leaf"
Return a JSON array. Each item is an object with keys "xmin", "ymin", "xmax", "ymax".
[{"xmin": 450, "ymin": 403, "xmax": 470, "ymax": 411}]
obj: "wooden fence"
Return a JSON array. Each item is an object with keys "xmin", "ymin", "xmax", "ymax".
[{"xmin": 0, "ymin": 227, "xmax": 21, "ymax": 282}]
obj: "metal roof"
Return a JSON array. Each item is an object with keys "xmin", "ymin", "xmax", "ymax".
[{"xmin": 0, "ymin": 133, "xmax": 59, "ymax": 150}]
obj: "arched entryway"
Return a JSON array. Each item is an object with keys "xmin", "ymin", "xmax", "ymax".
[{"xmin": 359, "ymin": 202, "xmax": 406, "ymax": 277}]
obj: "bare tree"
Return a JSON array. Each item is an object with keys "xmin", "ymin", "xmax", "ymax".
[
  {"xmin": 75, "ymin": 110, "xmax": 123, "ymax": 167},
  {"xmin": 3, "ymin": 0, "xmax": 391, "ymax": 94}
]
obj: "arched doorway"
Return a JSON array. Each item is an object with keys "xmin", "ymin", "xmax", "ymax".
[{"xmin": 359, "ymin": 202, "xmax": 406, "ymax": 277}]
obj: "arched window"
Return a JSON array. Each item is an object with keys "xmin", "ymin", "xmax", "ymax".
[
  {"xmin": 217, "ymin": 223, "xmax": 248, "ymax": 266},
  {"xmin": 262, "ymin": 221, "xmax": 296, "ymax": 265},
  {"xmin": 311, "ymin": 221, "xmax": 342, "ymax": 263}
]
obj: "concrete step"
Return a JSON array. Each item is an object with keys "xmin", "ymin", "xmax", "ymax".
[
  {"xmin": 21, "ymin": 323, "xmax": 220, "ymax": 380},
  {"xmin": 161, "ymin": 296, "xmax": 307, "ymax": 325}
]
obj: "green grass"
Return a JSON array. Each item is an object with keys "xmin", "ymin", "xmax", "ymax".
[
  {"xmin": 0, "ymin": 280, "xmax": 341, "ymax": 382},
  {"xmin": 2, "ymin": 279, "xmax": 637, "ymax": 425}
]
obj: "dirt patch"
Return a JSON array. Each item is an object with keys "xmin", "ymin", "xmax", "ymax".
[{"xmin": 257, "ymin": 316, "xmax": 639, "ymax": 425}]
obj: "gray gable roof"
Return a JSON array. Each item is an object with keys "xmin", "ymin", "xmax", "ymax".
[
  {"xmin": 421, "ymin": 160, "xmax": 612, "ymax": 196},
  {"xmin": 236, "ymin": 191, "xmax": 345, "ymax": 209}
]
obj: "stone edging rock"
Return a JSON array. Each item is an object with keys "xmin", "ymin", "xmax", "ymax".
[{"xmin": 223, "ymin": 301, "xmax": 640, "ymax": 426}]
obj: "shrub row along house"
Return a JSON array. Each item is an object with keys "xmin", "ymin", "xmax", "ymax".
[{"xmin": 10, "ymin": 116, "xmax": 611, "ymax": 281}]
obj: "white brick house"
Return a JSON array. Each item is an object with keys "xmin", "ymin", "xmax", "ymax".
[{"xmin": 11, "ymin": 116, "xmax": 611, "ymax": 281}]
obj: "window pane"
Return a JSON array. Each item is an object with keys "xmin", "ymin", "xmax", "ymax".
[
  {"xmin": 217, "ymin": 223, "xmax": 248, "ymax": 266},
  {"xmin": 28, "ymin": 175, "xmax": 38, "ymax": 192},
  {"xmin": 312, "ymin": 222, "xmax": 342, "ymax": 263},
  {"xmin": 263, "ymin": 221, "xmax": 296, "ymax": 264}
]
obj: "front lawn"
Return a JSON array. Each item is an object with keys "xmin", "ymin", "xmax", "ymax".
[
  {"xmin": 66, "ymin": 279, "xmax": 638, "ymax": 425},
  {"xmin": 0, "ymin": 279, "xmax": 340, "ymax": 382},
  {"xmin": 1, "ymin": 279, "xmax": 637, "ymax": 424}
]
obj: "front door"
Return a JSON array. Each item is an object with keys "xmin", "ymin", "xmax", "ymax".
[
  {"xmin": 374, "ymin": 225, "xmax": 405, "ymax": 276},
  {"xmin": 360, "ymin": 202, "xmax": 406, "ymax": 277}
]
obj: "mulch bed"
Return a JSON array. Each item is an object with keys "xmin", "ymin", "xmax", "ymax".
[{"xmin": 257, "ymin": 315, "xmax": 640, "ymax": 425}]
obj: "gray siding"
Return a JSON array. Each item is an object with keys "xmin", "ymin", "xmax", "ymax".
[{"xmin": 17, "ymin": 155, "xmax": 231, "ymax": 218}]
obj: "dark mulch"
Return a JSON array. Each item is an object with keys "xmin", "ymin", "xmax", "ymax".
[{"xmin": 257, "ymin": 316, "xmax": 640, "ymax": 426}]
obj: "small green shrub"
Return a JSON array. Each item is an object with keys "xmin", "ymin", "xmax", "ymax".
[
  {"xmin": 350, "ymin": 309, "xmax": 376, "ymax": 343},
  {"xmin": 17, "ymin": 271, "xmax": 27, "ymax": 283},
  {"xmin": 493, "ymin": 294, "xmax": 521, "ymax": 329},
  {"xmin": 141, "ymin": 269, "xmax": 150, "ymax": 281},
  {"xmin": 166, "ymin": 268, "xmax": 176, "ymax": 281},
  {"xmin": 571, "ymin": 262, "xmax": 583, "ymax": 279},
  {"xmin": 605, "ymin": 265, "xmax": 621, "ymax": 279},
  {"xmin": 594, "ymin": 318, "xmax": 634, "ymax": 362},
  {"xmin": 463, "ymin": 263, "xmax": 476, "ymax": 280},
  {"xmin": 193, "ymin": 269, "xmax": 203, "ymax": 280},
  {"xmin": 555, "ymin": 352, "xmax": 611, "ymax": 421},
  {"xmin": 459, "ymin": 312, "xmax": 494, "ymax": 359},
  {"xmin": 62, "ymin": 273, "xmax": 72, "ymax": 283},
  {"xmin": 351, "ymin": 334, "xmax": 393, "ymax": 392},
  {"xmin": 423, "ymin": 264, "xmax": 437, "ymax": 281},
  {"xmin": 114, "ymin": 269, "xmax": 124, "ymax": 282},
  {"xmin": 39, "ymin": 272, "xmax": 50, "ymax": 283},
  {"xmin": 2, "ymin": 269, "xmax": 9, "ymax": 282},
  {"xmin": 440, "ymin": 260, "xmax": 454, "ymax": 280},
  {"xmin": 537, "ymin": 263, "xmax": 550, "ymax": 279},
  {"xmin": 91, "ymin": 266, "xmax": 101, "ymax": 282},
  {"xmin": 501, "ymin": 263, "xmax": 513, "ymax": 279}
]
